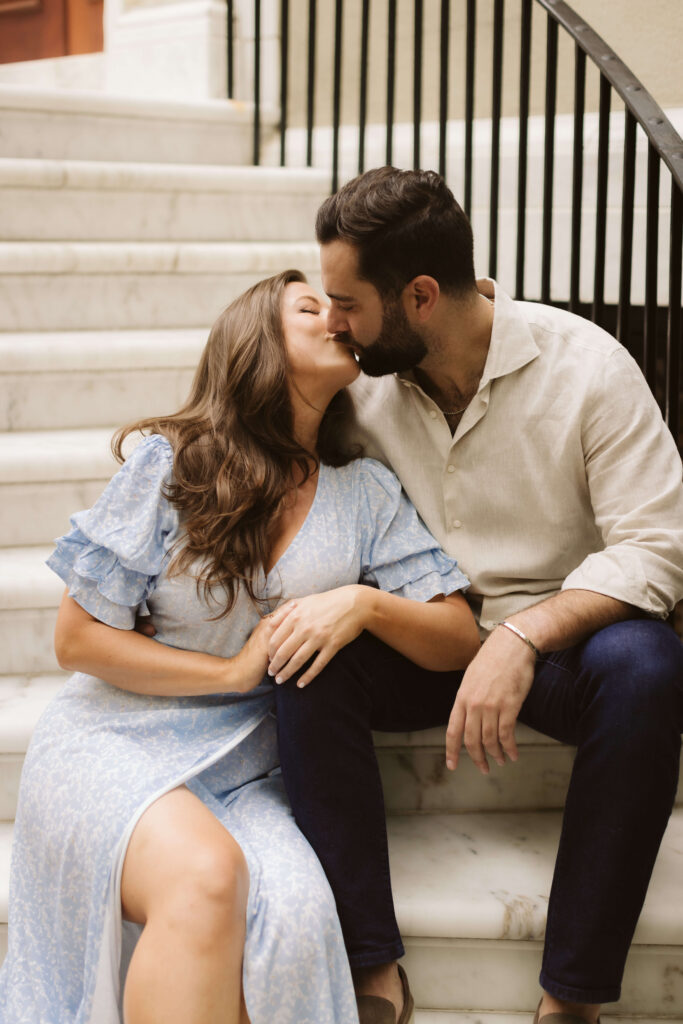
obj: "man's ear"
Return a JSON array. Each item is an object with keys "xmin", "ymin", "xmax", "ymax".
[{"xmin": 403, "ymin": 275, "xmax": 440, "ymax": 322}]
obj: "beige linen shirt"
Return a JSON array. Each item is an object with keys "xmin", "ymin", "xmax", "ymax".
[{"xmin": 348, "ymin": 279, "xmax": 683, "ymax": 638}]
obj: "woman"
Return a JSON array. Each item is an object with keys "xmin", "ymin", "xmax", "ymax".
[{"xmin": 0, "ymin": 271, "xmax": 480, "ymax": 1024}]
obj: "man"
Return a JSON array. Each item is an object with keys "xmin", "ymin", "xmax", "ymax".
[{"xmin": 272, "ymin": 167, "xmax": 683, "ymax": 1024}]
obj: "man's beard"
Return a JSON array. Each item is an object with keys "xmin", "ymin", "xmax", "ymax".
[{"xmin": 343, "ymin": 299, "xmax": 428, "ymax": 377}]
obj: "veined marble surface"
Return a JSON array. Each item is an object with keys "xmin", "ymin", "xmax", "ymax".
[{"xmin": 389, "ymin": 810, "xmax": 683, "ymax": 947}]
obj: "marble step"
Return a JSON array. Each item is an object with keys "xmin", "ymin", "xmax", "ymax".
[
  {"xmin": 0, "ymin": 84, "xmax": 274, "ymax": 165},
  {"xmin": 0, "ymin": 159, "xmax": 329, "ymax": 242},
  {"xmin": 0, "ymin": 674, "xmax": 66, "ymax": 822},
  {"xmin": 0, "ymin": 547, "xmax": 65, "ymax": 675},
  {"xmin": 415, "ymin": 1017, "xmax": 669, "ymax": 1023},
  {"xmin": 394, "ymin": 809, "xmax": 683, "ymax": 1016},
  {"xmin": 0, "ymin": 810, "xmax": 681, "ymax": 1015},
  {"xmin": 0, "ymin": 659, "xmax": 681, "ymax": 822},
  {"xmin": 0, "ymin": 241, "xmax": 321, "ymax": 331},
  {"xmin": 0, "ymin": 329, "xmax": 205, "ymax": 431},
  {"xmin": 0, "ymin": 671, "xmax": 574, "ymax": 822},
  {"xmin": 0, "ymin": 428, "xmax": 119, "ymax": 546}
]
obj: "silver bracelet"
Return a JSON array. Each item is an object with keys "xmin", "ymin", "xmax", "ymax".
[{"xmin": 498, "ymin": 620, "xmax": 540, "ymax": 658}]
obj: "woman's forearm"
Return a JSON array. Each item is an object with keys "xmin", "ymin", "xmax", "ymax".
[
  {"xmin": 360, "ymin": 588, "xmax": 480, "ymax": 670},
  {"xmin": 54, "ymin": 593, "xmax": 245, "ymax": 696}
]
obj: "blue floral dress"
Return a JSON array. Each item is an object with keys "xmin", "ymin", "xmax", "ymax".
[{"xmin": 0, "ymin": 434, "xmax": 469, "ymax": 1024}]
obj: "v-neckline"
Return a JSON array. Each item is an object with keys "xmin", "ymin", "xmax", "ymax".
[{"xmin": 263, "ymin": 464, "xmax": 326, "ymax": 580}]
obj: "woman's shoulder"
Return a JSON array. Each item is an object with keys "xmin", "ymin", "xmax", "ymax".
[
  {"xmin": 323, "ymin": 457, "xmax": 403, "ymax": 516},
  {"xmin": 123, "ymin": 433, "xmax": 174, "ymax": 469}
]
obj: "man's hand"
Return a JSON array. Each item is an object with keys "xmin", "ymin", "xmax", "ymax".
[
  {"xmin": 445, "ymin": 625, "xmax": 536, "ymax": 774},
  {"xmin": 266, "ymin": 585, "xmax": 369, "ymax": 688}
]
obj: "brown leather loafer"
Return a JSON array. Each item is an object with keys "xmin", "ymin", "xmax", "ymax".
[
  {"xmin": 357, "ymin": 965, "xmax": 415, "ymax": 1024},
  {"xmin": 533, "ymin": 1000, "xmax": 601, "ymax": 1024}
]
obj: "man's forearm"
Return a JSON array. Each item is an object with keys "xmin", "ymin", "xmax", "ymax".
[{"xmin": 505, "ymin": 589, "xmax": 640, "ymax": 655}]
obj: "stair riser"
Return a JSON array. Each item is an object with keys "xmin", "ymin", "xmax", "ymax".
[
  {"xmin": 403, "ymin": 937, "xmax": 683, "ymax": 1015},
  {"xmin": 0, "ymin": 106, "xmax": 257, "ymax": 165},
  {"xmin": 0, "ymin": 367, "xmax": 196, "ymax": 431},
  {"xmin": 0, "ymin": 674, "xmax": 679, "ymax": 821},
  {"xmin": 0, "ymin": 611, "xmax": 60, "ymax": 676},
  {"xmin": 379, "ymin": 745, "xmax": 575, "ymax": 815},
  {"xmin": 1, "ymin": 480, "xmax": 112, "ymax": 546},
  {"xmin": 1, "ymin": 188, "xmax": 326, "ymax": 243},
  {"xmin": 0, "ymin": 268, "xmax": 321, "ymax": 331}
]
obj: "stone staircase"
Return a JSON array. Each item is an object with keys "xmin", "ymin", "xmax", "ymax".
[{"xmin": 0, "ymin": 83, "xmax": 682, "ymax": 1023}]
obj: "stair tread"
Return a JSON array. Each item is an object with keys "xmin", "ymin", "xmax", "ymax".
[
  {"xmin": 0, "ymin": 673, "xmax": 554, "ymax": 757},
  {"xmin": 0, "ymin": 427, "xmax": 116, "ymax": 482},
  {"xmin": 388, "ymin": 808, "xmax": 683, "ymax": 947},
  {"xmin": 0, "ymin": 546, "xmax": 63, "ymax": 608},
  {"xmin": 0, "ymin": 240, "xmax": 320, "ymax": 274},
  {"xmin": 414, "ymin": 1015, "xmax": 672, "ymax": 1023},
  {"xmin": 0, "ymin": 809, "xmax": 681, "ymax": 948},
  {"xmin": 0, "ymin": 328, "xmax": 206, "ymax": 372},
  {"xmin": 0, "ymin": 157, "xmax": 329, "ymax": 192},
  {"xmin": 0, "ymin": 82, "xmax": 262, "ymax": 122}
]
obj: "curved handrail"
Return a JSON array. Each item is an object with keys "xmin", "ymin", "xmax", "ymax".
[{"xmin": 537, "ymin": 0, "xmax": 683, "ymax": 191}]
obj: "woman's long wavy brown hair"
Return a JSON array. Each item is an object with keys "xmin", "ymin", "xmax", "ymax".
[{"xmin": 113, "ymin": 270, "xmax": 359, "ymax": 616}]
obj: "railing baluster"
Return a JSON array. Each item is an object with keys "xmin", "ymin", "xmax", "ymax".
[
  {"xmin": 515, "ymin": 0, "xmax": 532, "ymax": 299},
  {"xmin": 413, "ymin": 0, "xmax": 423, "ymax": 169},
  {"xmin": 617, "ymin": 110, "xmax": 637, "ymax": 348},
  {"xmin": 643, "ymin": 142, "xmax": 660, "ymax": 392},
  {"xmin": 541, "ymin": 14, "xmax": 558, "ymax": 304},
  {"xmin": 464, "ymin": 0, "xmax": 476, "ymax": 218},
  {"xmin": 438, "ymin": 0, "xmax": 450, "ymax": 178},
  {"xmin": 358, "ymin": 0, "xmax": 370, "ymax": 173},
  {"xmin": 226, "ymin": 0, "xmax": 234, "ymax": 99},
  {"xmin": 666, "ymin": 181, "xmax": 682, "ymax": 442},
  {"xmin": 386, "ymin": 0, "xmax": 397, "ymax": 166},
  {"xmin": 332, "ymin": 0, "xmax": 344, "ymax": 193},
  {"xmin": 253, "ymin": 0, "xmax": 261, "ymax": 165},
  {"xmin": 592, "ymin": 75, "xmax": 611, "ymax": 328},
  {"xmin": 279, "ymin": 0, "xmax": 289, "ymax": 167},
  {"xmin": 306, "ymin": 0, "xmax": 317, "ymax": 167},
  {"xmin": 489, "ymin": 0, "xmax": 504, "ymax": 279},
  {"xmin": 570, "ymin": 45, "xmax": 586, "ymax": 313},
  {"xmin": 647, "ymin": 144, "xmax": 663, "ymax": 395}
]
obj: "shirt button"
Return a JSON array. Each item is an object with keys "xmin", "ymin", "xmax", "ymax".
[
  {"xmin": 452, "ymin": 519, "xmax": 462, "ymax": 529},
  {"xmin": 429, "ymin": 410, "xmax": 437, "ymax": 419},
  {"xmin": 447, "ymin": 464, "xmax": 455, "ymax": 473}
]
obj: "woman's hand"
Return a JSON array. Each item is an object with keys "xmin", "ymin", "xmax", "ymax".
[
  {"xmin": 233, "ymin": 615, "xmax": 278, "ymax": 693},
  {"xmin": 266, "ymin": 585, "xmax": 371, "ymax": 688}
]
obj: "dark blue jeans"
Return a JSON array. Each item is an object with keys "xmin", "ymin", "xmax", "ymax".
[{"xmin": 274, "ymin": 619, "xmax": 683, "ymax": 1005}]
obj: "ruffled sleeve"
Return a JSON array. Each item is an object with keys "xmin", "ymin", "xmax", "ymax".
[
  {"xmin": 358, "ymin": 458, "xmax": 470, "ymax": 601},
  {"xmin": 46, "ymin": 434, "xmax": 179, "ymax": 628}
]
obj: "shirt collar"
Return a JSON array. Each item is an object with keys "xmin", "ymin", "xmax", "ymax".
[
  {"xmin": 396, "ymin": 278, "xmax": 540, "ymax": 393},
  {"xmin": 477, "ymin": 278, "xmax": 540, "ymax": 386}
]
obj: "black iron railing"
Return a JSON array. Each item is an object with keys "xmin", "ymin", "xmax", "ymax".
[{"xmin": 227, "ymin": 0, "xmax": 683, "ymax": 448}]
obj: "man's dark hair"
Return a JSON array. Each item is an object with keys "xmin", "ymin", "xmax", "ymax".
[{"xmin": 315, "ymin": 166, "xmax": 477, "ymax": 299}]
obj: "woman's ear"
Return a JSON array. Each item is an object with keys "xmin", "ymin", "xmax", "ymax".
[{"xmin": 402, "ymin": 275, "xmax": 440, "ymax": 322}]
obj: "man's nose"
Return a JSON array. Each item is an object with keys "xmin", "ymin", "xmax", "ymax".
[{"xmin": 326, "ymin": 306, "xmax": 347, "ymax": 334}]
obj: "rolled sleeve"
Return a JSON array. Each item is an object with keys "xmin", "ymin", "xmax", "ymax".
[{"xmin": 561, "ymin": 348, "xmax": 683, "ymax": 617}]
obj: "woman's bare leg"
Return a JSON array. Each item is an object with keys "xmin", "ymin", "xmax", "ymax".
[{"xmin": 121, "ymin": 786, "xmax": 251, "ymax": 1024}]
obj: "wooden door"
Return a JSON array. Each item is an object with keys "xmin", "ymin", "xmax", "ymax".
[{"xmin": 0, "ymin": 0, "xmax": 103, "ymax": 64}]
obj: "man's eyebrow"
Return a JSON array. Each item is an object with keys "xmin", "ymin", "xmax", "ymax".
[{"xmin": 326, "ymin": 291, "xmax": 356, "ymax": 302}]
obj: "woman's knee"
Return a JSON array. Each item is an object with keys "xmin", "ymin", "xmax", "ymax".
[
  {"xmin": 122, "ymin": 792, "xmax": 250, "ymax": 941},
  {"xmin": 162, "ymin": 837, "xmax": 249, "ymax": 945}
]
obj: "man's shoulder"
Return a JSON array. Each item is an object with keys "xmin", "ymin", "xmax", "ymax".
[
  {"xmin": 348, "ymin": 372, "xmax": 408, "ymax": 412},
  {"xmin": 514, "ymin": 299, "xmax": 623, "ymax": 362}
]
